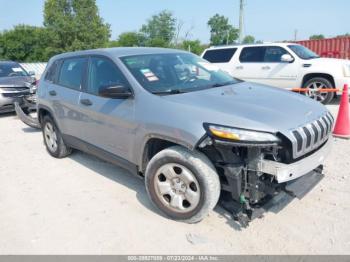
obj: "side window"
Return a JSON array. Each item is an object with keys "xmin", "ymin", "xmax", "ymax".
[
  {"xmin": 264, "ymin": 47, "xmax": 289, "ymax": 62},
  {"xmin": 44, "ymin": 61, "xmax": 59, "ymax": 83},
  {"xmin": 87, "ymin": 57, "xmax": 129, "ymax": 96},
  {"xmin": 239, "ymin": 47, "xmax": 266, "ymax": 63},
  {"xmin": 203, "ymin": 48, "xmax": 237, "ymax": 63},
  {"xmin": 58, "ymin": 57, "xmax": 87, "ymax": 90}
]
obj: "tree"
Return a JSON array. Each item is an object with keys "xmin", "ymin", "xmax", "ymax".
[
  {"xmin": 242, "ymin": 35, "xmax": 255, "ymax": 44},
  {"xmin": 309, "ymin": 34, "xmax": 325, "ymax": 40},
  {"xmin": 43, "ymin": 0, "xmax": 110, "ymax": 56},
  {"xmin": 207, "ymin": 14, "xmax": 238, "ymax": 45},
  {"xmin": 0, "ymin": 25, "xmax": 50, "ymax": 62},
  {"xmin": 181, "ymin": 40, "xmax": 206, "ymax": 55},
  {"xmin": 116, "ymin": 32, "xmax": 146, "ymax": 47},
  {"xmin": 337, "ymin": 33, "xmax": 350, "ymax": 38},
  {"xmin": 141, "ymin": 10, "xmax": 176, "ymax": 47}
]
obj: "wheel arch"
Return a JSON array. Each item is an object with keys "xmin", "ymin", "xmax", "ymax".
[
  {"xmin": 139, "ymin": 135, "xmax": 195, "ymax": 174},
  {"xmin": 302, "ymin": 73, "xmax": 335, "ymax": 88}
]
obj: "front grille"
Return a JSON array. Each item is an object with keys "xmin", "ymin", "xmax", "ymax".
[
  {"xmin": 290, "ymin": 111, "xmax": 334, "ymax": 159},
  {"xmin": 2, "ymin": 91, "xmax": 29, "ymax": 98},
  {"xmin": 0, "ymin": 87, "xmax": 29, "ymax": 98}
]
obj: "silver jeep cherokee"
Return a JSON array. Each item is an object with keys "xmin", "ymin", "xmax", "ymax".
[{"xmin": 37, "ymin": 47, "xmax": 333, "ymax": 224}]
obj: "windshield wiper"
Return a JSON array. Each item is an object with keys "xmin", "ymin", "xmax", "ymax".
[
  {"xmin": 210, "ymin": 81, "xmax": 236, "ymax": 88},
  {"xmin": 152, "ymin": 89, "xmax": 187, "ymax": 95}
]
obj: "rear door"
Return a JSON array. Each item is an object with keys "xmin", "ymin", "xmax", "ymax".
[
  {"xmin": 50, "ymin": 57, "xmax": 88, "ymax": 138},
  {"xmin": 78, "ymin": 56, "xmax": 136, "ymax": 162},
  {"xmin": 202, "ymin": 48, "xmax": 237, "ymax": 75}
]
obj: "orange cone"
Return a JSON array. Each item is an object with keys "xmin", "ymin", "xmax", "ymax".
[{"xmin": 333, "ymin": 84, "xmax": 350, "ymax": 139}]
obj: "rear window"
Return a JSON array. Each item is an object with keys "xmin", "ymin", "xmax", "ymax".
[{"xmin": 203, "ymin": 48, "xmax": 237, "ymax": 63}]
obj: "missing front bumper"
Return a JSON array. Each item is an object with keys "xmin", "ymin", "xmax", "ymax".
[{"xmin": 260, "ymin": 138, "xmax": 332, "ymax": 183}]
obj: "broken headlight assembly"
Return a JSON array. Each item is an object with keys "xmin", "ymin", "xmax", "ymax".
[{"xmin": 203, "ymin": 123, "xmax": 280, "ymax": 145}]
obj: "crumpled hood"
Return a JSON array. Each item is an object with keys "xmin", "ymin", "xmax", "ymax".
[
  {"xmin": 162, "ymin": 82, "xmax": 328, "ymax": 134},
  {"xmin": 0, "ymin": 76, "xmax": 34, "ymax": 88}
]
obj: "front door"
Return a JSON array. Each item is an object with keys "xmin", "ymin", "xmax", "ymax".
[{"xmin": 77, "ymin": 56, "xmax": 136, "ymax": 162}]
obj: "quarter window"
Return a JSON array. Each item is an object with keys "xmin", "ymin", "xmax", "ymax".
[
  {"xmin": 45, "ymin": 61, "xmax": 59, "ymax": 82},
  {"xmin": 58, "ymin": 57, "xmax": 87, "ymax": 90},
  {"xmin": 203, "ymin": 48, "xmax": 237, "ymax": 63},
  {"xmin": 87, "ymin": 57, "xmax": 129, "ymax": 96}
]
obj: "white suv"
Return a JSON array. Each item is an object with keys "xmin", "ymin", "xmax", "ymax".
[{"xmin": 201, "ymin": 43, "xmax": 350, "ymax": 104}]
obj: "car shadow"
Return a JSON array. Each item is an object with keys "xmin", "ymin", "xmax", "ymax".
[
  {"xmin": 22, "ymin": 127, "xmax": 41, "ymax": 133},
  {"xmin": 68, "ymin": 151, "xmax": 167, "ymax": 218},
  {"xmin": 68, "ymin": 151, "xmax": 250, "ymax": 229},
  {"xmin": 69, "ymin": 150, "xmax": 299, "ymax": 231},
  {"xmin": 0, "ymin": 112, "xmax": 17, "ymax": 118}
]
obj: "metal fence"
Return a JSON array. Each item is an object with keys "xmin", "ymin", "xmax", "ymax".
[{"xmin": 20, "ymin": 62, "xmax": 47, "ymax": 79}]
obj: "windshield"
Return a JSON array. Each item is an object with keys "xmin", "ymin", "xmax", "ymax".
[
  {"xmin": 121, "ymin": 53, "xmax": 239, "ymax": 95},
  {"xmin": 288, "ymin": 45, "xmax": 320, "ymax": 60},
  {"xmin": 0, "ymin": 63, "xmax": 29, "ymax": 78}
]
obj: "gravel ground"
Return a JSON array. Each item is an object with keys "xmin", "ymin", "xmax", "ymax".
[{"xmin": 0, "ymin": 101, "xmax": 349, "ymax": 255}]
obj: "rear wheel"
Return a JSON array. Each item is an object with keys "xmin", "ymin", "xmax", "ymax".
[
  {"xmin": 145, "ymin": 146, "xmax": 220, "ymax": 223},
  {"xmin": 42, "ymin": 115, "xmax": 72, "ymax": 158},
  {"xmin": 303, "ymin": 77, "xmax": 334, "ymax": 104}
]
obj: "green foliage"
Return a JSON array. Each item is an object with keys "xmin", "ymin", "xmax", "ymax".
[
  {"xmin": 0, "ymin": 25, "xmax": 49, "ymax": 62},
  {"xmin": 43, "ymin": 0, "xmax": 110, "ymax": 57},
  {"xmin": 309, "ymin": 34, "xmax": 325, "ymax": 40},
  {"xmin": 337, "ymin": 33, "xmax": 350, "ymax": 38},
  {"xmin": 207, "ymin": 14, "xmax": 238, "ymax": 45},
  {"xmin": 141, "ymin": 10, "xmax": 176, "ymax": 47},
  {"xmin": 116, "ymin": 32, "xmax": 146, "ymax": 47},
  {"xmin": 180, "ymin": 40, "xmax": 206, "ymax": 55},
  {"xmin": 242, "ymin": 35, "xmax": 255, "ymax": 44}
]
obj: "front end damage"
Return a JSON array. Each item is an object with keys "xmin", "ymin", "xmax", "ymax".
[
  {"xmin": 14, "ymin": 84, "xmax": 41, "ymax": 129},
  {"xmin": 197, "ymin": 132, "xmax": 332, "ymax": 227}
]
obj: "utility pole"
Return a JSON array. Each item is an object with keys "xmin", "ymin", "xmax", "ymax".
[
  {"xmin": 238, "ymin": 0, "xmax": 245, "ymax": 43},
  {"xmin": 294, "ymin": 29, "xmax": 298, "ymax": 41}
]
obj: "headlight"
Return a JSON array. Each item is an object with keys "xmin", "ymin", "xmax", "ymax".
[
  {"xmin": 343, "ymin": 64, "xmax": 350, "ymax": 77},
  {"xmin": 205, "ymin": 124, "xmax": 279, "ymax": 143}
]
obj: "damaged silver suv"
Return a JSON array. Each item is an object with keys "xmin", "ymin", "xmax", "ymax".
[{"xmin": 37, "ymin": 47, "xmax": 333, "ymax": 224}]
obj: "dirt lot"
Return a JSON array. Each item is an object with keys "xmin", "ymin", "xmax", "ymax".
[{"xmin": 0, "ymin": 102, "xmax": 349, "ymax": 255}]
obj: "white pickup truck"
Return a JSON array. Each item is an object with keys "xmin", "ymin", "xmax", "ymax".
[{"xmin": 201, "ymin": 43, "xmax": 350, "ymax": 104}]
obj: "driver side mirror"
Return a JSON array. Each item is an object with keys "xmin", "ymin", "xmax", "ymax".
[
  {"xmin": 99, "ymin": 84, "xmax": 133, "ymax": 99},
  {"xmin": 28, "ymin": 71, "xmax": 36, "ymax": 76},
  {"xmin": 281, "ymin": 54, "xmax": 294, "ymax": 63}
]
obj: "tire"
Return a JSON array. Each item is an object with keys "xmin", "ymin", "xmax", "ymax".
[
  {"xmin": 303, "ymin": 77, "xmax": 334, "ymax": 104},
  {"xmin": 42, "ymin": 115, "xmax": 72, "ymax": 158},
  {"xmin": 145, "ymin": 146, "xmax": 220, "ymax": 223}
]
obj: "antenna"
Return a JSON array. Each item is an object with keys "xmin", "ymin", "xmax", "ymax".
[{"xmin": 238, "ymin": 0, "xmax": 245, "ymax": 43}]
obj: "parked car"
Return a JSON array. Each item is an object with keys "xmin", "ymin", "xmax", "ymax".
[
  {"xmin": 0, "ymin": 61, "xmax": 37, "ymax": 113},
  {"xmin": 201, "ymin": 43, "xmax": 350, "ymax": 104},
  {"xmin": 36, "ymin": 47, "xmax": 333, "ymax": 224}
]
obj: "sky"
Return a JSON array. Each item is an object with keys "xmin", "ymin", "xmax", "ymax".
[{"xmin": 0, "ymin": 0, "xmax": 349, "ymax": 43}]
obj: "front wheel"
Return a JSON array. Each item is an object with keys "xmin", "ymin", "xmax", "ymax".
[
  {"xmin": 303, "ymin": 77, "xmax": 334, "ymax": 104},
  {"xmin": 145, "ymin": 146, "xmax": 220, "ymax": 223}
]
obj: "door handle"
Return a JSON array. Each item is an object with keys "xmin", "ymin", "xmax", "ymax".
[
  {"xmin": 236, "ymin": 66, "xmax": 244, "ymax": 70},
  {"xmin": 49, "ymin": 90, "xmax": 57, "ymax": 96},
  {"xmin": 80, "ymin": 99, "xmax": 93, "ymax": 106},
  {"xmin": 262, "ymin": 66, "xmax": 271, "ymax": 70}
]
